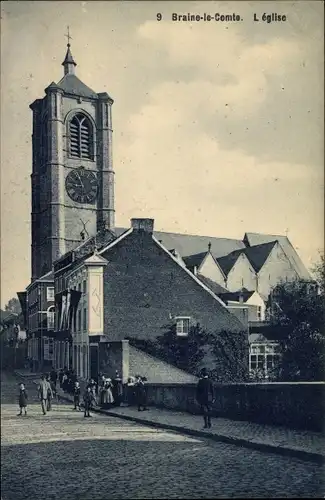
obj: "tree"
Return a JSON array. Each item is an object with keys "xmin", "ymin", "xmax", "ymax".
[
  {"xmin": 311, "ymin": 253, "xmax": 325, "ymax": 295},
  {"xmin": 208, "ymin": 330, "xmax": 249, "ymax": 383},
  {"xmin": 5, "ymin": 297, "xmax": 21, "ymax": 315},
  {"xmin": 267, "ymin": 268, "xmax": 325, "ymax": 381},
  {"xmin": 155, "ymin": 323, "xmax": 211, "ymax": 374}
]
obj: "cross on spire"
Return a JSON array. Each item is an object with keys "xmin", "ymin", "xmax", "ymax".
[{"xmin": 65, "ymin": 25, "xmax": 72, "ymax": 46}]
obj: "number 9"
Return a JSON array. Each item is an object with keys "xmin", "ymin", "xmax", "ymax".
[{"xmin": 157, "ymin": 13, "xmax": 162, "ymax": 21}]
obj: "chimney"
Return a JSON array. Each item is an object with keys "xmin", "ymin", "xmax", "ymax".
[{"xmin": 131, "ymin": 218, "xmax": 154, "ymax": 234}]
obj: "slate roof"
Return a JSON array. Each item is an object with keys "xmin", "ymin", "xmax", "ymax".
[
  {"xmin": 196, "ymin": 274, "xmax": 229, "ymax": 295},
  {"xmin": 219, "ymin": 289, "xmax": 255, "ymax": 303},
  {"xmin": 244, "ymin": 232, "xmax": 311, "ymax": 280},
  {"xmin": 56, "ymin": 74, "xmax": 98, "ymax": 99},
  {"xmin": 217, "ymin": 241, "xmax": 277, "ymax": 275},
  {"xmin": 115, "ymin": 227, "xmax": 245, "ymax": 259},
  {"xmin": 182, "ymin": 251, "xmax": 208, "ymax": 270}
]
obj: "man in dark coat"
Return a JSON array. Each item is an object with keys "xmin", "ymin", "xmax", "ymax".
[
  {"xmin": 196, "ymin": 368, "xmax": 215, "ymax": 429},
  {"xmin": 50, "ymin": 367, "xmax": 58, "ymax": 390},
  {"xmin": 135, "ymin": 376, "xmax": 148, "ymax": 411}
]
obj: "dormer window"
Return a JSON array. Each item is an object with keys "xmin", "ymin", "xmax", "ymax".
[{"xmin": 69, "ymin": 113, "xmax": 93, "ymax": 160}]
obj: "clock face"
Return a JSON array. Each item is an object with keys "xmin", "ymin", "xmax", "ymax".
[{"xmin": 65, "ymin": 168, "xmax": 98, "ymax": 204}]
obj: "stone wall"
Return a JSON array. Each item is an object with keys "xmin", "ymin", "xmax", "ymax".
[{"xmin": 144, "ymin": 382, "xmax": 325, "ymax": 432}]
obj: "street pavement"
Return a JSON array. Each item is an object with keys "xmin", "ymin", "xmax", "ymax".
[{"xmin": 1, "ymin": 372, "xmax": 324, "ymax": 499}]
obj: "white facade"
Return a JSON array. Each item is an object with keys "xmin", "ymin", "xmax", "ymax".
[
  {"xmin": 257, "ymin": 242, "xmax": 298, "ymax": 300},
  {"xmin": 198, "ymin": 253, "xmax": 227, "ymax": 288},
  {"xmin": 226, "ymin": 253, "xmax": 257, "ymax": 292},
  {"xmin": 59, "ymin": 252, "xmax": 108, "ymax": 380}
]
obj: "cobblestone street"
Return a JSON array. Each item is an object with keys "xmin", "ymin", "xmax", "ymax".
[{"xmin": 1, "ymin": 372, "xmax": 324, "ymax": 499}]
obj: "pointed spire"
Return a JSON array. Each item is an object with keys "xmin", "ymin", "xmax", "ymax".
[{"xmin": 62, "ymin": 26, "xmax": 77, "ymax": 75}]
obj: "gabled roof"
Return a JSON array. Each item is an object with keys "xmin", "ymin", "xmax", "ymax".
[
  {"xmin": 115, "ymin": 227, "xmax": 245, "ymax": 259},
  {"xmin": 56, "ymin": 74, "xmax": 98, "ymax": 99},
  {"xmin": 243, "ymin": 241, "xmax": 277, "ymax": 273},
  {"xmin": 196, "ymin": 274, "xmax": 229, "ymax": 295},
  {"xmin": 217, "ymin": 241, "xmax": 277, "ymax": 275},
  {"xmin": 219, "ymin": 289, "xmax": 255, "ymax": 303},
  {"xmin": 183, "ymin": 251, "xmax": 208, "ymax": 270},
  {"xmin": 217, "ymin": 251, "xmax": 244, "ymax": 276},
  {"xmin": 244, "ymin": 232, "xmax": 311, "ymax": 280}
]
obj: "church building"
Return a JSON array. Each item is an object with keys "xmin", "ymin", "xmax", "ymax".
[{"xmin": 19, "ymin": 40, "xmax": 312, "ymax": 381}]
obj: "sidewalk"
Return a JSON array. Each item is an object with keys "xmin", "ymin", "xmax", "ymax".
[{"xmin": 14, "ymin": 369, "xmax": 325, "ymax": 464}]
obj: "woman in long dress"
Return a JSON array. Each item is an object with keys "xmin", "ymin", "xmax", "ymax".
[{"xmin": 102, "ymin": 378, "xmax": 114, "ymax": 408}]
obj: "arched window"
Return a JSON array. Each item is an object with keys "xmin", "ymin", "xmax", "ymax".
[
  {"xmin": 69, "ymin": 113, "xmax": 93, "ymax": 160},
  {"xmin": 47, "ymin": 306, "xmax": 55, "ymax": 331}
]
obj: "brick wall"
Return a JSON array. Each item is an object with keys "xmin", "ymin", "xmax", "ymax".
[{"xmin": 102, "ymin": 231, "xmax": 247, "ymax": 342}]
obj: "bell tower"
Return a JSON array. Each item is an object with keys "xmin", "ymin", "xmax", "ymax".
[{"xmin": 30, "ymin": 32, "xmax": 115, "ymax": 280}]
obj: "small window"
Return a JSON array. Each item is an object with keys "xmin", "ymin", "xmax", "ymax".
[
  {"xmin": 176, "ymin": 317, "xmax": 190, "ymax": 336},
  {"xmin": 82, "ymin": 280, "xmax": 87, "ymax": 294},
  {"xmin": 47, "ymin": 287, "xmax": 54, "ymax": 301},
  {"xmin": 78, "ymin": 310, "xmax": 81, "ymax": 332},
  {"xmin": 47, "ymin": 307, "xmax": 55, "ymax": 330},
  {"xmin": 257, "ymin": 306, "xmax": 262, "ymax": 320}
]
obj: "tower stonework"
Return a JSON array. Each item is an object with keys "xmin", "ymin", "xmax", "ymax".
[{"xmin": 30, "ymin": 43, "xmax": 115, "ymax": 280}]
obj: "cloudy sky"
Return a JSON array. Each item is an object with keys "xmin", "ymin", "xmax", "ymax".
[{"xmin": 1, "ymin": 1, "xmax": 324, "ymax": 307}]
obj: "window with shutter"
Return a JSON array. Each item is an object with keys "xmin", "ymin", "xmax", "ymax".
[{"xmin": 69, "ymin": 113, "xmax": 93, "ymax": 160}]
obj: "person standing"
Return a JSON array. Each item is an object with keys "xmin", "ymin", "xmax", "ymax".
[
  {"xmin": 83, "ymin": 386, "xmax": 95, "ymax": 418},
  {"xmin": 46, "ymin": 374, "xmax": 54, "ymax": 412},
  {"xmin": 50, "ymin": 367, "xmax": 58, "ymax": 391},
  {"xmin": 38, "ymin": 374, "xmax": 52, "ymax": 415},
  {"xmin": 135, "ymin": 376, "xmax": 148, "ymax": 411},
  {"xmin": 196, "ymin": 368, "xmax": 215, "ymax": 429},
  {"xmin": 73, "ymin": 381, "xmax": 81, "ymax": 411},
  {"xmin": 17, "ymin": 383, "xmax": 28, "ymax": 416},
  {"xmin": 99, "ymin": 374, "xmax": 106, "ymax": 405},
  {"xmin": 58, "ymin": 368, "xmax": 64, "ymax": 388},
  {"xmin": 112, "ymin": 371, "xmax": 123, "ymax": 407},
  {"xmin": 102, "ymin": 378, "xmax": 114, "ymax": 408}
]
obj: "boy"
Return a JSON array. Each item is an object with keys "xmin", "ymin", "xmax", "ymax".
[
  {"xmin": 83, "ymin": 386, "xmax": 95, "ymax": 418},
  {"xmin": 73, "ymin": 381, "xmax": 81, "ymax": 411},
  {"xmin": 17, "ymin": 383, "xmax": 28, "ymax": 416}
]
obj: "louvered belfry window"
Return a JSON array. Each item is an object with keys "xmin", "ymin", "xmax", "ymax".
[{"xmin": 69, "ymin": 113, "xmax": 93, "ymax": 159}]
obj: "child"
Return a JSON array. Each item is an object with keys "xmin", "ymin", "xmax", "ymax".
[
  {"xmin": 17, "ymin": 383, "xmax": 28, "ymax": 416},
  {"xmin": 83, "ymin": 386, "xmax": 95, "ymax": 418},
  {"xmin": 73, "ymin": 381, "xmax": 81, "ymax": 411}
]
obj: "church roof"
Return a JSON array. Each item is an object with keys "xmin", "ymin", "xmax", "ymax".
[
  {"xmin": 115, "ymin": 227, "xmax": 245, "ymax": 259},
  {"xmin": 244, "ymin": 232, "xmax": 311, "ymax": 280},
  {"xmin": 217, "ymin": 252, "xmax": 244, "ymax": 276},
  {"xmin": 56, "ymin": 74, "xmax": 98, "ymax": 99},
  {"xmin": 62, "ymin": 44, "xmax": 76, "ymax": 66},
  {"xmin": 182, "ymin": 251, "xmax": 208, "ymax": 270},
  {"xmin": 217, "ymin": 241, "xmax": 277, "ymax": 275}
]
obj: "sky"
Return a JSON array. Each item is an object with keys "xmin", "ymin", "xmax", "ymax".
[{"xmin": 1, "ymin": 0, "xmax": 324, "ymax": 307}]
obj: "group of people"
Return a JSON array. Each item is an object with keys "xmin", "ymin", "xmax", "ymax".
[
  {"xmin": 17, "ymin": 365, "xmax": 215, "ymax": 428},
  {"xmin": 18, "ymin": 366, "xmax": 149, "ymax": 418}
]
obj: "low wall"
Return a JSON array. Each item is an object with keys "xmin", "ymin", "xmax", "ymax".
[{"xmin": 145, "ymin": 382, "xmax": 325, "ymax": 432}]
